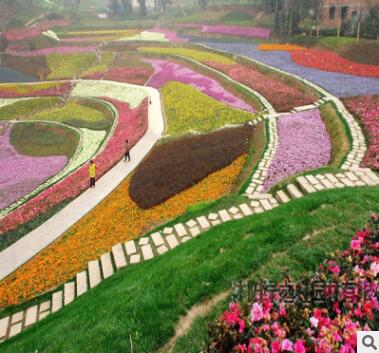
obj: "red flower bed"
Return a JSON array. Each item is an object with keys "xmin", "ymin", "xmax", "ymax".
[
  {"xmin": 291, "ymin": 49, "xmax": 379, "ymax": 78},
  {"xmin": 0, "ymin": 82, "xmax": 72, "ymax": 98},
  {"xmin": 208, "ymin": 62, "xmax": 317, "ymax": 112},
  {"xmin": 343, "ymin": 95, "xmax": 379, "ymax": 171},
  {"xmin": 0, "ymin": 98, "xmax": 148, "ymax": 236},
  {"xmin": 3, "ymin": 20, "xmax": 70, "ymax": 41},
  {"xmin": 207, "ymin": 215, "xmax": 379, "ymax": 353},
  {"xmin": 84, "ymin": 67, "xmax": 153, "ymax": 86}
]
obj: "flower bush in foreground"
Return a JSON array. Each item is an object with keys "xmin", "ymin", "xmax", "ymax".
[
  {"xmin": 201, "ymin": 25, "xmax": 271, "ymax": 39},
  {"xmin": 291, "ymin": 49, "xmax": 379, "ymax": 79},
  {"xmin": 343, "ymin": 95, "xmax": 379, "ymax": 170},
  {"xmin": 0, "ymin": 99, "xmax": 148, "ymax": 237},
  {"xmin": 258, "ymin": 44, "xmax": 306, "ymax": 52},
  {"xmin": 0, "ymin": 155, "xmax": 246, "ymax": 307},
  {"xmin": 263, "ymin": 109, "xmax": 331, "ymax": 191},
  {"xmin": 0, "ymin": 82, "xmax": 72, "ymax": 98},
  {"xmin": 206, "ymin": 215, "xmax": 379, "ymax": 353},
  {"xmin": 145, "ymin": 59, "xmax": 254, "ymax": 112}
]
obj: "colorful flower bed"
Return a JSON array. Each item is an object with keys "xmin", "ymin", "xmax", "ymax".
[
  {"xmin": 84, "ymin": 66, "xmax": 153, "ymax": 86},
  {"xmin": 258, "ymin": 44, "xmax": 306, "ymax": 52},
  {"xmin": 263, "ymin": 110, "xmax": 331, "ymax": 191},
  {"xmin": 0, "ymin": 123, "xmax": 68, "ymax": 210},
  {"xmin": 2, "ymin": 20, "xmax": 70, "ymax": 41},
  {"xmin": 202, "ymin": 42, "xmax": 379, "ymax": 97},
  {"xmin": 291, "ymin": 49, "xmax": 379, "ymax": 79},
  {"xmin": 120, "ymin": 31, "xmax": 169, "ymax": 42},
  {"xmin": 207, "ymin": 215, "xmax": 379, "ymax": 353},
  {"xmin": 343, "ymin": 95, "xmax": 379, "ymax": 171},
  {"xmin": 139, "ymin": 47, "xmax": 235, "ymax": 65},
  {"xmin": 149, "ymin": 27, "xmax": 189, "ymax": 43},
  {"xmin": 0, "ymin": 82, "xmax": 72, "ymax": 98},
  {"xmin": 200, "ymin": 25, "xmax": 271, "ymax": 39},
  {"xmin": 162, "ymin": 81, "xmax": 254, "ymax": 136},
  {"xmin": 0, "ymin": 154, "xmax": 245, "ymax": 307},
  {"xmin": 145, "ymin": 59, "xmax": 254, "ymax": 112},
  {"xmin": 208, "ymin": 62, "xmax": 317, "ymax": 112},
  {"xmin": 6, "ymin": 45, "xmax": 97, "ymax": 57}
]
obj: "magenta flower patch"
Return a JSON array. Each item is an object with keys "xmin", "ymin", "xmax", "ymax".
[
  {"xmin": 145, "ymin": 59, "xmax": 255, "ymax": 112},
  {"xmin": 263, "ymin": 109, "xmax": 331, "ymax": 191},
  {"xmin": 201, "ymin": 25, "xmax": 271, "ymax": 39},
  {"xmin": 0, "ymin": 123, "xmax": 68, "ymax": 210}
]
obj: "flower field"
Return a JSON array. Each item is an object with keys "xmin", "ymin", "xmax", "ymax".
[
  {"xmin": 162, "ymin": 82, "xmax": 254, "ymax": 135},
  {"xmin": 201, "ymin": 25, "xmax": 271, "ymax": 39},
  {"xmin": 0, "ymin": 82, "xmax": 72, "ymax": 98},
  {"xmin": 207, "ymin": 216, "xmax": 379, "ymax": 353},
  {"xmin": 263, "ymin": 110, "xmax": 331, "ymax": 191},
  {"xmin": 0, "ymin": 155, "xmax": 246, "ymax": 307},
  {"xmin": 5, "ymin": 45, "xmax": 97, "ymax": 58},
  {"xmin": 291, "ymin": 49, "xmax": 379, "ymax": 78},
  {"xmin": 149, "ymin": 27, "xmax": 189, "ymax": 43},
  {"xmin": 84, "ymin": 66, "xmax": 153, "ymax": 85},
  {"xmin": 145, "ymin": 59, "xmax": 254, "ymax": 112},
  {"xmin": 343, "ymin": 95, "xmax": 379, "ymax": 170},
  {"xmin": 0, "ymin": 123, "xmax": 68, "ymax": 210},
  {"xmin": 258, "ymin": 44, "xmax": 306, "ymax": 52}
]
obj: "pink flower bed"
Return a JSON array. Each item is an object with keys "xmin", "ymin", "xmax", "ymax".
[
  {"xmin": 0, "ymin": 82, "xmax": 72, "ymax": 98},
  {"xmin": 264, "ymin": 109, "xmax": 331, "ymax": 191},
  {"xmin": 0, "ymin": 123, "xmax": 68, "ymax": 210},
  {"xmin": 145, "ymin": 59, "xmax": 255, "ymax": 112},
  {"xmin": 291, "ymin": 49, "xmax": 379, "ymax": 79},
  {"xmin": 149, "ymin": 27, "xmax": 189, "ymax": 42},
  {"xmin": 84, "ymin": 66, "xmax": 153, "ymax": 86},
  {"xmin": 343, "ymin": 95, "xmax": 379, "ymax": 171},
  {"xmin": 5, "ymin": 45, "xmax": 97, "ymax": 57},
  {"xmin": 0, "ymin": 98, "xmax": 148, "ymax": 235},
  {"xmin": 208, "ymin": 62, "xmax": 317, "ymax": 112},
  {"xmin": 207, "ymin": 215, "xmax": 379, "ymax": 353},
  {"xmin": 3, "ymin": 20, "xmax": 70, "ymax": 41},
  {"xmin": 201, "ymin": 25, "xmax": 271, "ymax": 39}
]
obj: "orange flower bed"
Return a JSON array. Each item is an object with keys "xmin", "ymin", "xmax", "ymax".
[
  {"xmin": 258, "ymin": 44, "xmax": 306, "ymax": 52},
  {"xmin": 0, "ymin": 155, "xmax": 246, "ymax": 308}
]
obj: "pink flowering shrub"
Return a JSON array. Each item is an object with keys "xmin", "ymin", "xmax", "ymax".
[
  {"xmin": 0, "ymin": 98, "xmax": 148, "ymax": 235},
  {"xmin": 84, "ymin": 66, "xmax": 153, "ymax": 85},
  {"xmin": 3, "ymin": 20, "xmax": 70, "ymax": 41},
  {"xmin": 343, "ymin": 95, "xmax": 379, "ymax": 171},
  {"xmin": 0, "ymin": 82, "xmax": 72, "ymax": 98},
  {"xmin": 207, "ymin": 214, "xmax": 379, "ymax": 353}
]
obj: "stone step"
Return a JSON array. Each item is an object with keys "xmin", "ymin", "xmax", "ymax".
[
  {"xmin": 151, "ymin": 232, "xmax": 164, "ymax": 247},
  {"xmin": 166, "ymin": 234, "xmax": 179, "ymax": 249},
  {"xmin": 124, "ymin": 240, "xmax": 137, "ymax": 255},
  {"xmin": 8, "ymin": 323, "xmax": 22, "ymax": 338},
  {"xmin": 0, "ymin": 317, "xmax": 9, "ymax": 340},
  {"xmin": 88, "ymin": 260, "xmax": 102, "ymax": 288},
  {"xmin": 141, "ymin": 244, "xmax": 154, "ymax": 260},
  {"xmin": 174, "ymin": 223, "xmax": 187, "ymax": 237},
  {"xmin": 286, "ymin": 184, "xmax": 303, "ymax": 199},
  {"xmin": 276, "ymin": 190, "xmax": 290, "ymax": 203},
  {"xmin": 64, "ymin": 282, "xmax": 75, "ymax": 306},
  {"xmin": 259, "ymin": 199, "xmax": 273, "ymax": 211},
  {"xmin": 101, "ymin": 253, "xmax": 114, "ymax": 279},
  {"xmin": 76, "ymin": 271, "xmax": 88, "ymax": 297},
  {"xmin": 239, "ymin": 203, "xmax": 253, "ymax": 216},
  {"xmin": 218, "ymin": 210, "xmax": 231, "ymax": 222},
  {"xmin": 112, "ymin": 244, "xmax": 127, "ymax": 270},
  {"xmin": 51, "ymin": 291, "xmax": 63, "ymax": 313},
  {"xmin": 197, "ymin": 216, "xmax": 210, "ymax": 229},
  {"xmin": 296, "ymin": 177, "xmax": 316, "ymax": 194}
]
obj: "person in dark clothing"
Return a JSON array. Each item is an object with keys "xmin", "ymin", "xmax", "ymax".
[{"xmin": 124, "ymin": 139, "xmax": 131, "ymax": 162}]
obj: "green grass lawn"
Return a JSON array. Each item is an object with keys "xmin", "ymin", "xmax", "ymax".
[{"xmin": 1, "ymin": 187, "xmax": 378, "ymax": 353}]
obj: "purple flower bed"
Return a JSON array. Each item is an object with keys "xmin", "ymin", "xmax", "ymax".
[
  {"xmin": 149, "ymin": 27, "xmax": 189, "ymax": 43},
  {"xmin": 145, "ymin": 59, "xmax": 255, "ymax": 112},
  {"xmin": 5, "ymin": 46, "xmax": 97, "ymax": 57},
  {"xmin": 263, "ymin": 109, "xmax": 331, "ymax": 191},
  {"xmin": 200, "ymin": 42, "xmax": 379, "ymax": 97},
  {"xmin": 0, "ymin": 123, "xmax": 68, "ymax": 210},
  {"xmin": 202, "ymin": 25, "xmax": 271, "ymax": 39}
]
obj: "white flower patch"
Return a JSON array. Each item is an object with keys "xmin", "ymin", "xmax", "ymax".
[
  {"xmin": 71, "ymin": 80, "xmax": 147, "ymax": 108},
  {"xmin": 42, "ymin": 30, "xmax": 60, "ymax": 41},
  {"xmin": 117, "ymin": 30, "xmax": 168, "ymax": 42}
]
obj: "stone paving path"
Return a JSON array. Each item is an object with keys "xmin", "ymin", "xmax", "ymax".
[{"xmin": 0, "ymin": 50, "xmax": 378, "ymax": 343}]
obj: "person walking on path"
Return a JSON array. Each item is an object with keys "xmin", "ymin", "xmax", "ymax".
[
  {"xmin": 124, "ymin": 139, "xmax": 131, "ymax": 162},
  {"xmin": 89, "ymin": 160, "xmax": 96, "ymax": 188}
]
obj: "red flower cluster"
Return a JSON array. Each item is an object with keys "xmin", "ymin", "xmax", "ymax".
[
  {"xmin": 343, "ymin": 95, "xmax": 379, "ymax": 171},
  {"xmin": 207, "ymin": 215, "xmax": 379, "ymax": 353},
  {"xmin": 207, "ymin": 62, "xmax": 317, "ymax": 112},
  {"xmin": 3, "ymin": 19, "xmax": 70, "ymax": 41},
  {"xmin": 0, "ymin": 98, "xmax": 148, "ymax": 235},
  {"xmin": 291, "ymin": 50, "xmax": 379, "ymax": 78},
  {"xmin": 0, "ymin": 82, "xmax": 72, "ymax": 98},
  {"xmin": 84, "ymin": 67, "xmax": 153, "ymax": 86}
]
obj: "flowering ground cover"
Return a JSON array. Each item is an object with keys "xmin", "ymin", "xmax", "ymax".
[
  {"xmin": 0, "ymin": 123, "xmax": 68, "ymax": 210},
  {"xmin": 84, "ymin": 66, "xmax": 152, "ymax": 85},
  {"xmin": 5, "ymin": 45, "xmax": 97, "ymax": 57},
  {"xmin": 148, "ymin": 27, "xmax": 189, "ymax": 43},
  {"xmin": 0, "ymin": 154, "xmax": 246, "ymax": 307},
  {"xmin": 201, "ymin": 25, "xmax": 271, "ymax": 39},
  {"xmin": 0, "ymin": 82, "xmax": 72, "ymax": 98},
  {"xmin": 343, "ymin": 95, "xmax": 379, "ymax": 170},
  {"xmin": 201, "ymin": 42, "xmax": 379, "ymax": 97},
  {"xmin": 258, "ymin": 44, "xmax": 306, "ymax": 52},
  {"xmin": 145, "ymin": 59, "xmax": 254, "ymax": 112},
  {"xmin": 130, "ymin": 126, "xmax": 253, "ymax": 209},
  {"xmin": 263, "ymin": 110, "xmax": 331, "ymax": 191},
  {"xmin": 2, "ymin": 55, "xmax": 50, "ymax": 81},
  {"xmin": 59, "ymin": 29, "xmax": 139, "ymax": 43},
  {"xmin": 207, "ymin": 216, "xmax": 379, "ymax": 353},
  {"xmin": 2, "ymin": 19, "xmax": 70, "ymax": 41},
  {"xmin": 162, "ymin": 82, "xmax": 254, "ymax": 136},
  {"xmin": 291, "ymin": 49, "xmax": 379, "ymax": 79},
  {"xmin": 0, "ymin": 99, "xmax": 148, "ymax": 238},
  {"xmin": 120, "ymin": 30, "xmax": 169, "ymax": 42}
]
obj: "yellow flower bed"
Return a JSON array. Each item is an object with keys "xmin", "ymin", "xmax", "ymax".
[
  {"xmin": 62, "ymin": 29, "xmax": 139, "ymax": 37},
  {"xmin": 0, "ymin": 155, "xmax": 246, "ymax": 308},
  {"xmin": 258, "ymin": 44, "xmax": 306, "ymax": 52},
  {"xmin": 138, "ymin": 46, "xmax": 235, "ymax": 65},
  {"xmin": 163, "ymin": 82, "xmax": 254, "ymax": 136}
]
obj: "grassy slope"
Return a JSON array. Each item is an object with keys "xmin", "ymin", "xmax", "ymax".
[{"xmin": 1, "ymin": 187, "xmax": 378, "ymax": 353}]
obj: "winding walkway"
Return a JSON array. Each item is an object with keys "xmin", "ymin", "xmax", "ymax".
[{"xmin": 0, "ymin": 83, "xmax": 164, "ymax": 282}]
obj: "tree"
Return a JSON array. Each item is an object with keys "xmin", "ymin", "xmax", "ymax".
[
  {"xmin": 138, "ymin": 0, "xmax": 147, "ymax": 16},
  {"xmin": 199, "ymin": 0, "xmax": 208, "ymax": 10}
]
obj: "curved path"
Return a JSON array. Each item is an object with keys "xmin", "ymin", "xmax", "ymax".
[{"xmin": 0, "ymin": 83, "xmax": 164, "ymax": 282}]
